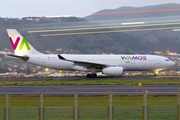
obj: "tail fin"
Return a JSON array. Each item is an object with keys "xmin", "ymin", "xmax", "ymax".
[{"xmin": 7, "ymin": 29, "xmax": 42, "ymax": 56}]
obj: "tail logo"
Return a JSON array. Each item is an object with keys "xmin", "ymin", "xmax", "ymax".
[{"xmin": 9, "ymin": 37, "xmax": 30, "ymax": 50}]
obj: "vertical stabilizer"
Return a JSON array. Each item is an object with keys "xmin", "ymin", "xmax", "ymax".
[{"xmin": 7, "ymin": 29, "xmax": 42, "ymax": 56}]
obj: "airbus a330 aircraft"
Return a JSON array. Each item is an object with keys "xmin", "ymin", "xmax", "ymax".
[{"xmin": 6, "ymin": 29, "xmax": 175, "ymax": 78}]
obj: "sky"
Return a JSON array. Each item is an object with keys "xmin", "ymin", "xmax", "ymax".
[{"xmin": 1, "ymin": 0, "xmax": 180, "ymax": 18}]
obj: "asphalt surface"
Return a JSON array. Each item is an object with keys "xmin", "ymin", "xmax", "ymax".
[
  {"xmin": 0, "ymin": 76, "xmax": 179, "ymax": 95},
  {"xmin": 0, "ymin": 76, "xmax": 179, "ymax": 81},
  {"xmin": 0, "ymin": 85, "xmax": 180, "ymax": 95}
]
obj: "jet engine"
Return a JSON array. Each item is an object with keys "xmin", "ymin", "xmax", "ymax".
[{"xmin": 102, "ymin": 67, "xmax": 123, "ymax": 75}]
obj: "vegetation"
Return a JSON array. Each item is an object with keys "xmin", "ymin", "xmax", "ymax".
[
  {"xmin": 0, "ymin": 95, "xmax": 178, "ymax": 119},
  {"xmin": 0, "ymin": 96, "xmax": 178, "ymax": 107},
  {"xmin": 0, "ymin": 78, "xmax": 180, "ymax": 86}
]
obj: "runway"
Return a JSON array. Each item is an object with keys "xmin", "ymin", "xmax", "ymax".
[
  {"xmin": 0, "ymin": 85, "xmax": 180, "ymax": 95},
  {"xmin": 0, "ymin": 76, "xmax": 179, "ymax": 95},
  {"xmin": 0, "ymin": 75, "xmax": 179, "ymax": 81}
]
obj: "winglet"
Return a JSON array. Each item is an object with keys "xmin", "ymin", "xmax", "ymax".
[{"xmin": 58, "ymin": 55, "xmax": 66, "ymax": 60}]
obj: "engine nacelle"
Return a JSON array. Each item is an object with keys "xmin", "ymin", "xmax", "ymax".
[
  {"xmin": 102, "ymin": 67, "xmax": 123, "ymax": 75},
  {"xmin": 73, "ymin": 65, "xmax": 88, "ymax": 71}
]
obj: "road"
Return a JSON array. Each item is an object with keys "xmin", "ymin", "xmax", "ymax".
[{"xmin": 0, "ymin": 76, "xmax": 179, "ymax": 95}]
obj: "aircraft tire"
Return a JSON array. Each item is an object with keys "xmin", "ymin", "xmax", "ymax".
[
  {"xmin": 92, "ymin": 73, "xmax": 97, "ymax": 78},
  {"xmin": 154, "ymin": 74, "xmax": 157, "ymax": 77},
  {"xmin": 86, "ymin": 74, "xmax": 91, "ymax": 78}
]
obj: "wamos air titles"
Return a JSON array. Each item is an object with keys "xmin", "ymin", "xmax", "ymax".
[{"xmin": 6, "ymin": 29, "xmax": 175, "ymax": 78}]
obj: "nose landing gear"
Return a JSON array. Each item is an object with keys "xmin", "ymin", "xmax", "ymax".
[
  {"xmin": 154, "ymin": 70, "xmax": 159, "ymax": 77},
  {"xmin": 153, "ymin": 74, "xmax": 157, "ymax": 77}
]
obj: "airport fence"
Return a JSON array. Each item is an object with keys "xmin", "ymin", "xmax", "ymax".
[{"xmin": 1, "ymin": 90, "xmax": 180, "ymax": 120}]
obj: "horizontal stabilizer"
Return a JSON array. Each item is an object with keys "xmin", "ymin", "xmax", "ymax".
[{"xmin": 7, "ymin": 54, "xmax": 29, "ymax": 61}]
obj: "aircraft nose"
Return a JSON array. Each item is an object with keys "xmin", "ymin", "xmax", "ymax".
[{"xmin": 172, "ymin": 61, "xmax": 175, "ymax": 66}]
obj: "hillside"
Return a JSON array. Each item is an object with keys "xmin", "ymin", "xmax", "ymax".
[
  {"xmin": 85, "ymin": 3, "xmax": 180, "ymax": 21},
  {"xmin": 0, "ymin": 23, "xmax": 150, "ymax": 54},
  {"xmin": 1, "ymin": 21, "xmax": 180, "ymax": 54},
  {"xmin": 83, "ymin": 3, "xmax": 180, "ymax": 53}
]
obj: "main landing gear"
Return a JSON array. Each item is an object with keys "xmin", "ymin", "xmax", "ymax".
[{"xmin": 86, "ymin": 73, "xmax": 97, "ymax": 78}]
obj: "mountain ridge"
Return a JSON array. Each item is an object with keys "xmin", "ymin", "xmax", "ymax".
[{"xmin": 85, "ymin": 3, "xmax": 180, "ymax": 21}]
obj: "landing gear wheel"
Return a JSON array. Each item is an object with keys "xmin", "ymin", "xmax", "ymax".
[
  {"xmin": 86, "ymin": 73, "xmax": 97, "ymax": 78},
  {"xmin": 92, "ymin": 73, "xmax": 97, "ymax": 78},
  {"xmin": 86, "ymin": 74, "xmax": 91, "ymax": 78},
  {"xmin": 154, "ymin": 74, "xmax": 157, "ymax": 77}
]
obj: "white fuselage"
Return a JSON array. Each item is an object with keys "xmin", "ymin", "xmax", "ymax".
[{"xmin": 27, "ymin": 54, "xmax": 174, "ymax": 72}]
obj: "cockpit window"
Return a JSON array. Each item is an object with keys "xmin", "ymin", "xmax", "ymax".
[{"xmin": 166, "ymin": 59, "xmax": 170, "ymax": 61}]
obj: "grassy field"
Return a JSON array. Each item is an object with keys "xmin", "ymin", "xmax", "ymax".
[
  {"xmin": 0, "ymin": 96, "xmax": 178, "ymax": 120},
  {"xmin": 1, "ymin": 105, "xmax": 177, "ymax": 120},
  {"xmin": 0, "ymin": 96, "xmax": 178, "ymax": 107},
  {"xmin": 0, "ymin": 77, "xmax": 180, "ymax": 86}
]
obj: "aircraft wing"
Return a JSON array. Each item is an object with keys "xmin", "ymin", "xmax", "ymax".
[{"xmin": 58, "ymin": 55, "xmax": 107, "ymax": 69}]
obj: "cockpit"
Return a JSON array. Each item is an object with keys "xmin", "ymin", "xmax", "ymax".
[{"xmin": 165, "ymin": 59, "xmax": 170, "ymax": 61}]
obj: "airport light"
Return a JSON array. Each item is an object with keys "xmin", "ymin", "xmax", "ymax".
[
  {"xmin": 45, "ymin": 68, "xmax": 49, "ymax": 71},
  {"xmin": 139, "ymin": 83, "xmax": 142, "ymax": 86},
  {"xmin": 155, "ymin": 51, "xmax": 162, "ymax": 53},
  {"xmin": 121, "ymin": 22, "xmax": 145, "ymax": 25},
  {"xmin": 173, "ymin": 29, "xmax": 180, "ymax": 31}
]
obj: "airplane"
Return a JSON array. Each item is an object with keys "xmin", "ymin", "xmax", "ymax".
[{"xmin": 6, "ymin": 29, "xmax": 175, "ymax": 78}]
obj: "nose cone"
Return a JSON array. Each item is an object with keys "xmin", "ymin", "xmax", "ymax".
[
  {"xmin": 171, "ymin": 61, "xmax": 175, "ymax": 66},
  {"xmin": 167, "ymin": 61, "xmax": 175, "ymax": 67}
]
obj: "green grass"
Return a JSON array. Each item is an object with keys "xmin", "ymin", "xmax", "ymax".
[
  {"xmin": 0, "ymin": 96, "xmax": 179, "ymax": 120},
  {"xmin": 148, "ymin": 105, "xmax": 177, "ymax": 120},
  {"xmin": 1, "ymin": 78, "xmax": 180, "ymax": 86},
  {"xmin": 114, "ymin": 106, "xmax": 142, "ymax": 120},
  {"xmin": 9, "ymin": 107, "xmax": 39, "ymax": 120},
  {"xmin": 44, "ymin": 107, "xmax": 73, "ymax": 120},
  {"xmin": 1, "ymin": 106, "xmax": 177, "ymax": 120},
  {"xmin": 0, "ymin": 96, "xmax": 178, "ymax": 107},
  {"xmin": 0, "ymin": 108, "xmax": 4, "ymax": 120}
]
